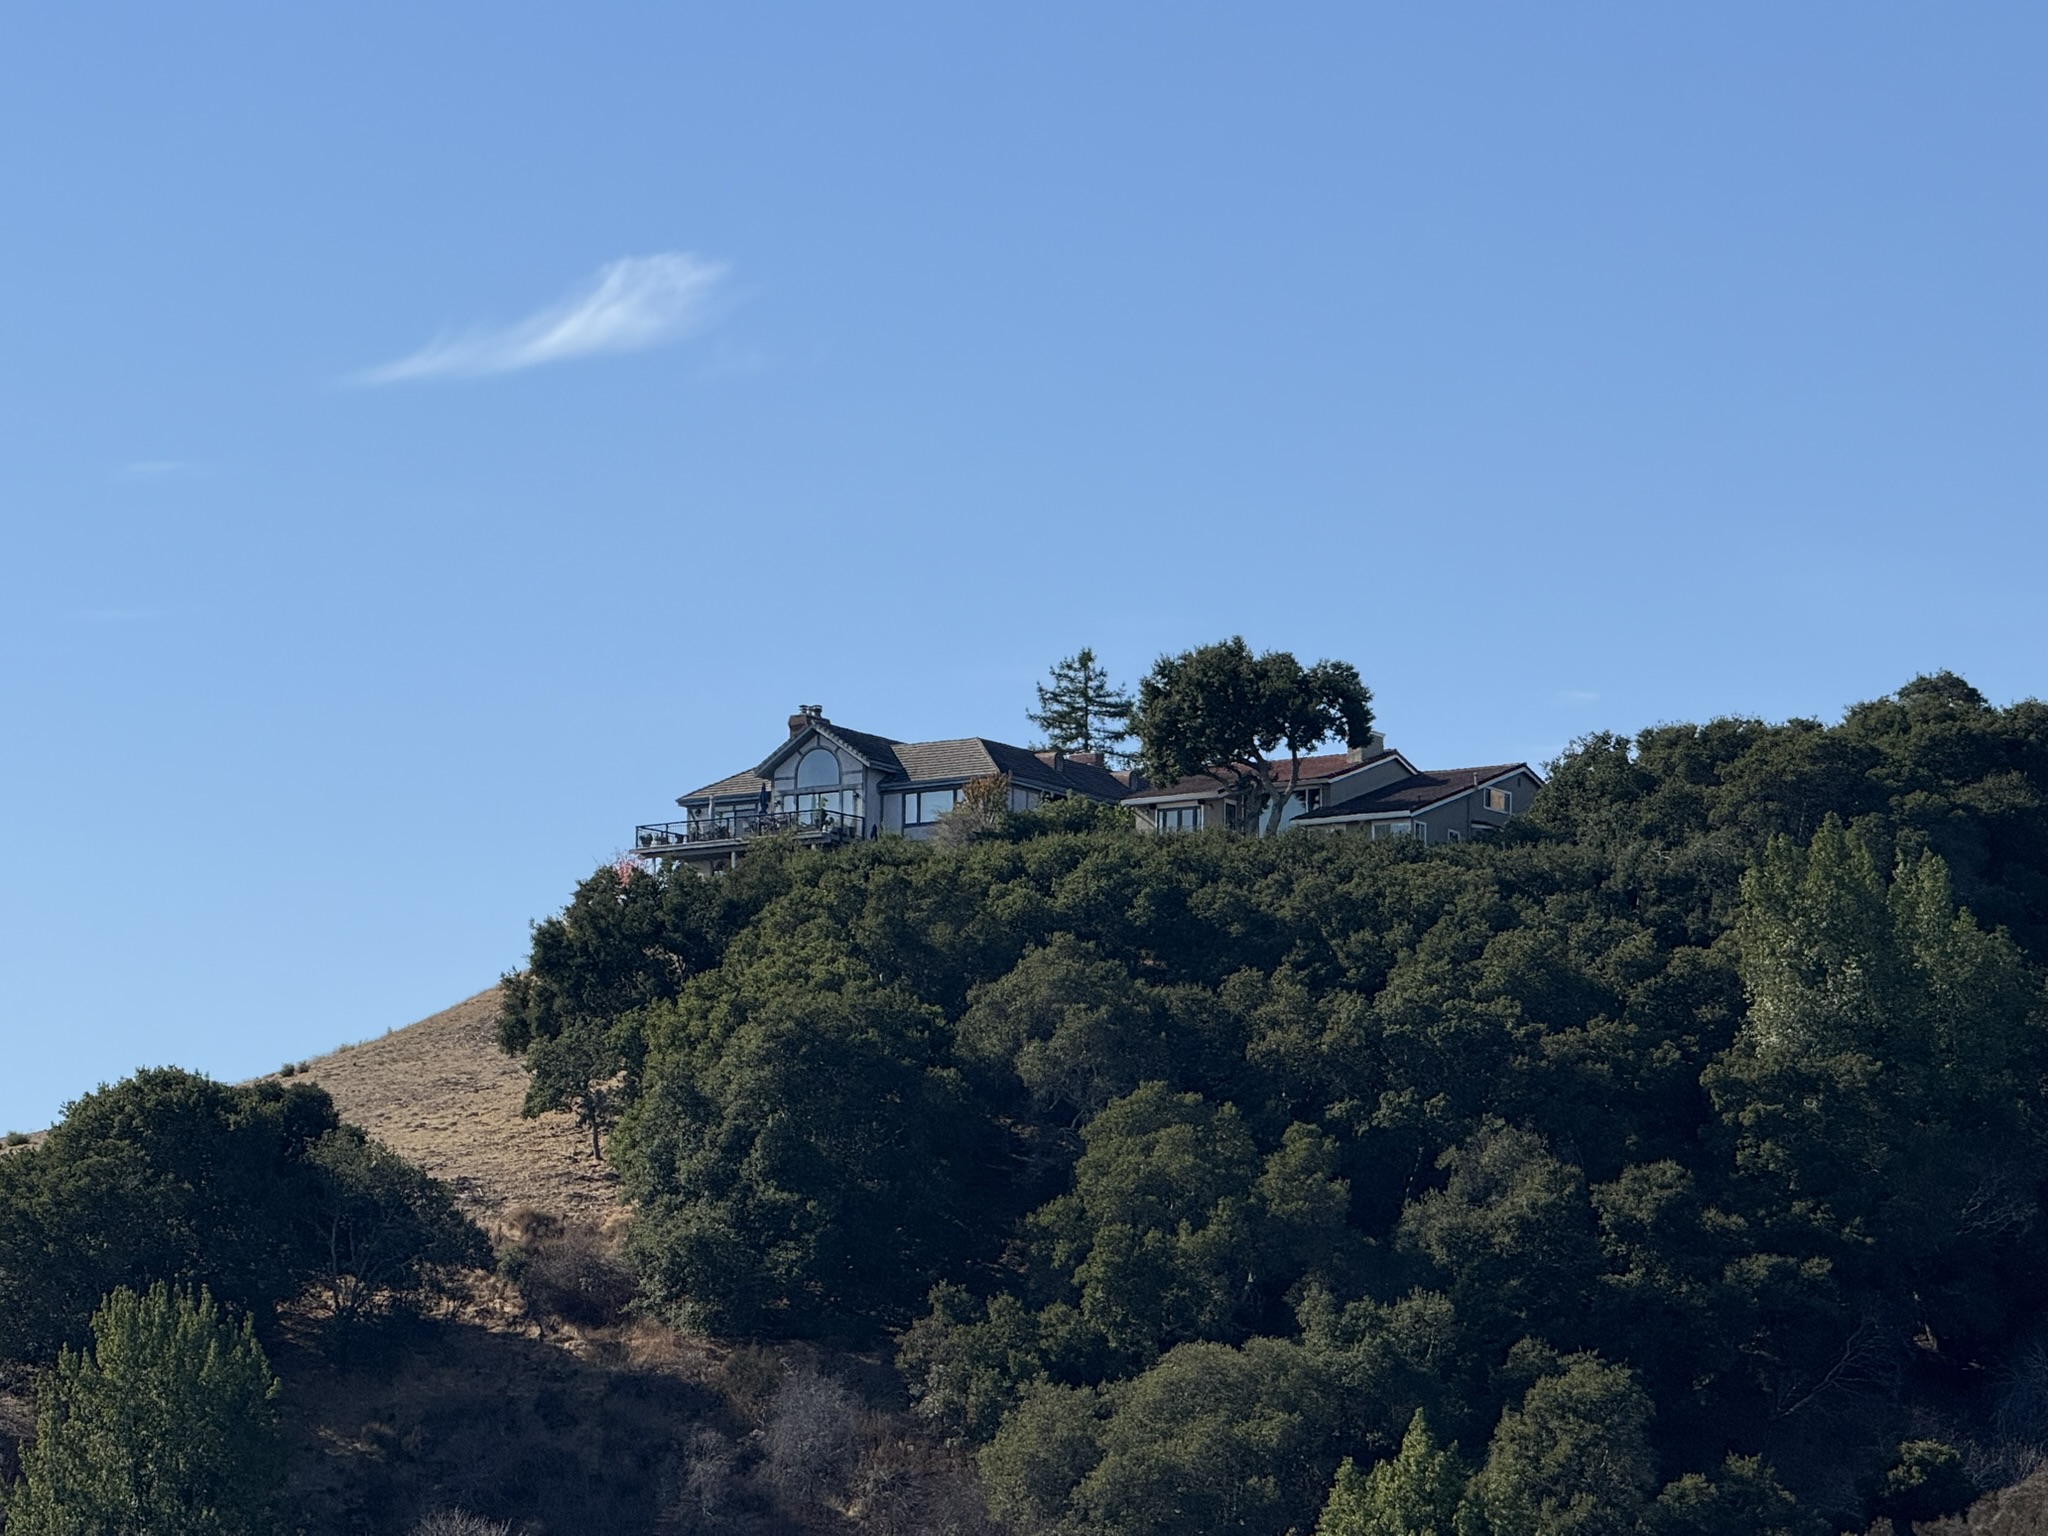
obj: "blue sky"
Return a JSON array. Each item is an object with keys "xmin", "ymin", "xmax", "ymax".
[{"xmin": 2, "ymin": 5, "xmax": 2044, "ymax": 1132}]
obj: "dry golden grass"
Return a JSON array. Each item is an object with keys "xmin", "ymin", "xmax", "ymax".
[{"xmin": 289, "ymin": 987, "xmax": 619, "ymax": 1227}]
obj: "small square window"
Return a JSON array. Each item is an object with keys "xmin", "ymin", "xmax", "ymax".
[{"xmin": 1484, "ymin": 787, "xmax": 1513, "ymax": 813}]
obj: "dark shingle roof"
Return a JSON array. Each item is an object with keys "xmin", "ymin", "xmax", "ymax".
[
  {"xmin": 816, "ymin": 723, "xmax": 906, "ymax": 772},
  {"xmin": 682, "ymin": 727, "xmax": 1131, "ymax": 806},
  {"xmin": 1296, "ymin": 764, "xmax": 1529, "ymax": 819},
  {"xmin": 1124, "ymin": 750, "xmax": 1400, "ymax": 804},
  {"xmin": 998, "ymin": 744, "xmax": 1131, "ymax": 802},
  {"xmin": 898, "ymin": 738, "xmax": 1131, "ymax": 802}
]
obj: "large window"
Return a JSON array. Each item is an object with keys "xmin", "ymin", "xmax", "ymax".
[
  {"xmin": 797, "ymin": 748, "xmax": 841, "ymax": 790},
  {"xmin": 1483, "ymin": 786, "xmax": 1513, "ymax": 813},
  {"xmin": 902, "ymin": 788, "xmax": 959, "ymax": 825},
  {"xmin": 1371, "ymin": 820, "xmax": 1423, "ymax": 842},
  {"xmin": 1155, "ymin": 804, "xmax": 1202, "ymax": 831}
]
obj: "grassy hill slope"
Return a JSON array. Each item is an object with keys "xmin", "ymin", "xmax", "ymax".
[
  {"xmin": 264, "ymin": 989, "xmax": 988, "ymax": 1535},
  {"xmin": 288, "ymin": 987, "xmax": 617, "ymax": 1228}
]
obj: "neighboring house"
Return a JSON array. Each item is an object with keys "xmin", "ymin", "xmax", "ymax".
[
  {"xmin": 634, "ymin": 705, "xmax": 1131, "ymax": 873},
  {"xmin": 1122, "ymin": 732, "xmax": 1543, "ymax": 844}
]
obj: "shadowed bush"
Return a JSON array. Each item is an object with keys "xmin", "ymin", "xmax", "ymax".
[{"xmin": 494, "ymin": 1208, "xmax": 635, "ymax": 1326}]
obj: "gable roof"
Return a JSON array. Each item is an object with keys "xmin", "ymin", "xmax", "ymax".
[
  {"xmin": 1294, "ymin": 763, "xmax": 1535, "ymax": 820},
  {"xmin": 754, "ymin": 720, "xmax": 906, "ymax": 778},
  {"xmin": 680, "ymin": 769, "xmax": 771, "ymax": 802},
  {"xmin": 896, "ymin": 737, "xmax": 1131, "ymax": 800},
  {"xmin": 682, "ymin": 724, "xmax": 1132, "ymax": 805},
  {"xmin": 1123, "ymin": 749, "xmax": 1403, "ymax": 805},
  {"xmin": 892, "ymin": 738, "xmax": 1009, "ymax": 783}
]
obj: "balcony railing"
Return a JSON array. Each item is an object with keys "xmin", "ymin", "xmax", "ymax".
[{"xmin": 634, "ymin": 808, "xmax": 864, "ymax": 851}]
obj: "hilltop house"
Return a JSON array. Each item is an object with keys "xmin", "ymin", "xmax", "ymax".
[
  {"xmin": 634, "ymin": 706, "xmax": 1541, "ymax": 871},
  {"xmin": 634, "ymin": 706, "xmax": 1131, "ymax": 873},
  {"xmin": 1121, "ymin": 733, "xmax": 1543, "ymax": 844}
]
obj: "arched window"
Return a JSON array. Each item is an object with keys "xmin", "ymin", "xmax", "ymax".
[{"xmin": 796, "ymin": 748, "xmax": 840, "ymax": 789}]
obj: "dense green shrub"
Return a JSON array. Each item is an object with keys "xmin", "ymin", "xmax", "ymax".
[
  {"xmin": 0, "ymin": 1071, "xmax": 336, "ymax": 1363},
  {"xmin": 0, "ymin": 1070, "xmax": 484, "ymax": 1365}
]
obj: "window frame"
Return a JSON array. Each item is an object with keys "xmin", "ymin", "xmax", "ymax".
[
  {"xmin": 902, "ymin": 787, "xmax": 961, "ymax": 826},
  {"xmin": 796, "ymin": 748, "xmax": 841, "ymax": 790}
]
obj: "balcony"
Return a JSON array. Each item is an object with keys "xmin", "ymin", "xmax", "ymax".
[{"xmin": 633, "ymin": 807, "xmax": 865, "ymax": 856}]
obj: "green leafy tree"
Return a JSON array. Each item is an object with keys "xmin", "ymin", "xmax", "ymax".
[
  {"xmin": 1316, "ymin": 1410, "xmax": 1473, "ymax": 1536},
  {"xmin": 976, "ymin": 1379, "xmax": 1107, "ymax": 1533},
  {"xmin": 1646, "ymin": 1456, "xmax": 1814, "ymax": 1536},
  {"xmin": 1866, "ymin": 1440, "xmax": 1976, "ymax": 1527},
  {"xmin": 901, "ymin": 1284, "xmax": 1066, "ymax": 1443},
  {"xmin": 616, "ymin": 937, "xmax": 985, "ymax": 1334},
  {"xmin": 301, "ymin": 1127, "xmax": 489, "ymax": 1322},
  {"xmin": 497, "ymin": 858, "xmax": 739, "ymax": 1056},
  {"xmin": 1467, "ymin": 1351, "xmax": 1657, "ymax": 1536},
  {"xmin": 1029, "ymin": 647, "xmax": 1136, "ymax": 759},
  {"xmin": 0, "ymin": 1069, "xmax": 484, "ymax": 1368},
  {"xmin": 1709, "ymin": 823, "xmax": 2048, "ymax": 1355},
  {"xmin": 1395, "ymin": 1125, "xmax": 1603, "ymax": 1358},
  {"xmin": 1030, "ymin": 1083, "xmax": 1345, "ymax": 1361},
  {"xmin": 0, "ymin": 1070, "xmax": 339, "ymax": 1365},
  {"xmin": 979, "ymin": 1339, "xmax": 1336, "ymax": 1536},
  {"xmin": 519, "ymin": 1011, "xmax": 645, "ymax": 1162},
  {"xmin": 1133, "ymin": 637, "xmax": 1373, "ymax": 834},
  {"xmin": 1076, "ymin": 1339, "xmax": 1336, "ymax": 1536},
  {"xmin": 953, "ymin": 935, "xmax": 1172, "ymax": 1116},
  {"xmin": 4, "ymin": 1283, "xmax": 284, "ymax": 1536}
]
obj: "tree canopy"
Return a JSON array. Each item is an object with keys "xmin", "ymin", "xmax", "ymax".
[
  {"xmin": 1029, "ymin": 647, "xmax": 1137, "ymax": 760},
  {"xmin": 4, "ymin": 1283, "xmax": 286, "ymax": 1536},
  {"xmin": 0, "ymin": 1070, "xmax": 485, "ymax": 1367},
  {"xmin": 503, "ymin": 672, "xmax": 2048, "ymax": 1536},
  {"xmin": 1133, "ymin": 637, "xmax": 1374, "ymax": 832}
]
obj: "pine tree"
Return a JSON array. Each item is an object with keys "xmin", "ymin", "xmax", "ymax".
[
  {"xmin": 4, "ymin": 1283, "xmax": 285, "ymax": 1536},
  {"xmin": 1316, "ymin": 1410, "xmax": 1474, "ymax": 1536},
  {"xmin": 1027, "ymin": 648, "xmax": 1135, "ymax": 759}
]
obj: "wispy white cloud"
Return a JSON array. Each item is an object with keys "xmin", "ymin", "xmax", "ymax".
[{"xmin": 357, "ymin": 252, "xmax": 728, "ymax": 383}]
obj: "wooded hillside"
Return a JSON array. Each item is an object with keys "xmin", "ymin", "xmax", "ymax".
[{"xmin": 500, "ymin": 672, "xmax": 2048, "ymax": 1535}]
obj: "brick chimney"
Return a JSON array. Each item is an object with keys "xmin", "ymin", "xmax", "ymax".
[
  {"xmin": 788, "ymin": 704, "xmax": 826, "ymax": 737},
  {"xmin": 1346, "ymin": 730, "xmax": 1387, "ymax": 764},
  {"xmin": 1066, "ymin": 751, "xmax": 1104, "ymax": 767}
]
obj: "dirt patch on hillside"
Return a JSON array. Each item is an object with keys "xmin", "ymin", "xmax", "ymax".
[{"xmin": 292, "ymin": 988, "xmax": 619, "ymax": 1227}]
